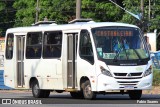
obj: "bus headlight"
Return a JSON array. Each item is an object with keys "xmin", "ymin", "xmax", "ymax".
[
  {"xmin": 100, "ymin": 66, "xmax": 112, "ymax": 77},
  {"xmin": 143, "ymin": 67, "xmax": 152, "ymax": 77}
]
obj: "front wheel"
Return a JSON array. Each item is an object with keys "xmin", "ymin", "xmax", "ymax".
[
  {"xmin": 82, "ymin": 80, "xmax": 96, "ymax": 100},
  {"xmin": 128, "ymin": 90, "xmax": 142, "ymax": 100},
  {"xmin": 31, "ymin": 81, "xmax": 44, "ymax": 98}
]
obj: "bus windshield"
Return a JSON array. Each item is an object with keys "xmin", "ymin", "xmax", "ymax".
[{"xmin": 92, "ymin": 26, "xmax": 150, "ymax": 62}]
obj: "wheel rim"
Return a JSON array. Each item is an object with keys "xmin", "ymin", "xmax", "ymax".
[
  {"xmin": 33, "ymin": 84, "xmax": 39, "ymax": 95},
  {"xmin": 84, "ymin": 84, "xmax": 92, "ymax": 97}
]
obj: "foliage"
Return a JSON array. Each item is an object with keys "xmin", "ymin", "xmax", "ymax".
[
  {"xmin": 0, "ymin": 1, "xmax": 6, "ymax": 36},
  {"xmin": 121, "ymin": 0, "xmax": 140, "ymax": 22},
  {"xmin": 13, "ymin": 0, "xmax": 37, "ymax": 26},
  {"xmin": 13, "ymin": 0, "xmax": 124, "ymax": 26},
  {"xmin": 153, "ymin": 68, "xmax": 160, "ymax": 86},
  {"xmin": 0, "ymin": 1, "xmax": 15, "ymax": 37},
  {"xmin": 81, "ymin": 0, "xmax": 123, "ymax": 22},
  {"xmin": 13, "ymin": 0, "xmax": 76, "ymax": 26}
]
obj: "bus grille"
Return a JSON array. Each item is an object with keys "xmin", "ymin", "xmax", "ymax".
[
  {"xmin": 114, "ymin": 72, "xmax": 142, "ymax": 77},
  {"xmin": 113, "ymin": 72, "xmax": 143, "ymax": 87}
]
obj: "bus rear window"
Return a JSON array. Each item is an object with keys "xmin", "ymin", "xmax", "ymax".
[{"xmin": 5, "ymin": 33, "xmax": 14, "ymax": 59}]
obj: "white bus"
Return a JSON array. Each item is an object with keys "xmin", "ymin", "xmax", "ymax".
[{"xmin": 4, "ymin": 19, "xmax": 153, "ymax": 100}]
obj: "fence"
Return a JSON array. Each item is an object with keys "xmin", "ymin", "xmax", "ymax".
[{"xmin": 151, "ymin": 51, "xmax": 160, "ymax": 69}]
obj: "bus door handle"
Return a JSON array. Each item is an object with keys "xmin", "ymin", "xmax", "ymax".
[
  {"xmin": 24, "ymin": 75, "xmax": 28, "ymax": 77},
  {"xmin": 4, "ymin": 75, "xmax": 8, "ymax": 77}
]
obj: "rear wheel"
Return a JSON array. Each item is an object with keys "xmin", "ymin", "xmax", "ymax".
[
  {"xmin": 43, "ymin": 90, "xmax": 50, "ymax": 98},
  {"xmin": 70, "ymin": 91, "xmax": 84, "ymax": 99},
  {"xmin": 128, "ymin": 90, "xmax": 142, "ymax": 100},
  {"xmin": 82, "ymin": 80, "xmax": 96, "ymax": 100}
]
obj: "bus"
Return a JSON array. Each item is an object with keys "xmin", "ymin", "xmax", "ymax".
[{"xmin": 4, "ymin": 19, "xmax": 153, "ymax": 100}]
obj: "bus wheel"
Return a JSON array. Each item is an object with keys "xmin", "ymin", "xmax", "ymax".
[
  {"xmin": 31, "ymin": 81, "xmax": 43, "ymax": 98},
  {"xmin": 128, "ymin": 90, "xmax": 142, "ymax": 100},
  {"xmin": 43, "ymin": 90, "xmax": 50, "ymax": 98},
  {"xmin": 70, "ymin": 91, "xmax": 84, "ymax": 99},
  {"xmin": 82, "ymin": 80, "xmax": 96, "ymax": 100}
]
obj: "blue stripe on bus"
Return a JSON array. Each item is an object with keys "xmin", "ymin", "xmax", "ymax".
[{"xmin": 0, "ymin": 70, "xmax": 12, "ymax": 89}]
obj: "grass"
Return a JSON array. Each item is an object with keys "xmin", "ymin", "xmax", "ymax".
[{"xmin": 153, "ymin": 68, "xmax": 160, "ymax": 86}]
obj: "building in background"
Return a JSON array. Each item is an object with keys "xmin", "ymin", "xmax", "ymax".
[
  {"xmin": 0, "ymin": 37, "xmax": 5, "ymax": 70},
  {"xmin": 145, "ymin": 29, "xmax": 158, "ymax": 52}
]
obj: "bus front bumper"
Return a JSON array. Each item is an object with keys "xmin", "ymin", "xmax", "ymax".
[{"xmin": 96, "ymin": 73, "xmax": 153, "ymax": 92}]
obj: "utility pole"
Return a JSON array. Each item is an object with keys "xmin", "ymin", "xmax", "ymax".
[
  {"xmin": 141, "ymin": 0, "xmax": 144, "ymax": 32},
  {"xmin": 76, "ymin": 0, "xmax": 81, "ymax": 19},
  {"xmin": 35, "ymin": 0, "xmax": 39, "ymax": 23},
  {"xmin": 148, "ymin": 0, "xmax": 151, "ymax": 21}
]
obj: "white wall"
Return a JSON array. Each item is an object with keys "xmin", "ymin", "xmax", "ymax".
[{"xmin": 146, "ymin": 32, "xmax": 157, "ymax": 52}]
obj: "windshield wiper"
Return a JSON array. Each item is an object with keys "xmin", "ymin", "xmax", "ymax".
[{"xmin": 132, "ymin": 49, "xmax": 143, "ymax": 62}]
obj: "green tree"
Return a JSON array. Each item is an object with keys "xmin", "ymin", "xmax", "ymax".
[
  {"xmin": 0, "ymin": 1, "xmax": 15, "ymax": 37},
  {"xmin": 13, "ymin": 0, "xmax": 76, "ymax": 26},
  {"xmin": 13, "ymin": 0, "xmax": 36, "ymax": 26},
  {"xmin": 121, "ymin": 0, "xmax": 160, "ymax": 33},
  {"xmin": 145, "ymin": 0, "xmax": 160, "ymax": 32},
  {"xmin": 0, "ymin": 1, "xmax": 6, "ymax": 36},
  {"xmin": 121, "ymin": 0, "xmax": 141, "ymax": 26},
  {"xmin": 39, "ymin": 0, "xmax": 76, "ymax": 23},
  {"xmin": 13, "ymin": 0, "xmax": 125, "ymax": 26},
  {"xmin": 81, "ymin": 0, "xmax": 123, "ymax": 22}
]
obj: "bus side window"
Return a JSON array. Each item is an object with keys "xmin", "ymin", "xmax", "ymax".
[
  {"xmin": 26, "ymin": 32, "xmax": 42, "ymax": 59},
  {"xmin": 79, "ymin": 30, "xmax": 94, "ymax": 64},
  {"xmin": 5, "ymin": 33, "xmax": 14, "ymax": 59},
  {"xmin": 43, "ymin": 31, "xmax": 62, "ymax": 58}
]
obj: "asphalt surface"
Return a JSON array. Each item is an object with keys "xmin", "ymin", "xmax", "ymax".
[{"xmin": 0, "ymin": 90, "xmax": 160, "ymax": 107}]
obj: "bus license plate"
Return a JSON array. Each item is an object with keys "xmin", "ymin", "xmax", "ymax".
[{"xmin": 124, "ymin": 86, "xmax": 134, "ymax": 90}]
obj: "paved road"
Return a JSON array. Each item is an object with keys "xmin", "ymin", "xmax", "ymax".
[{"xmin": 0, "ymin": 90, "xmax": 160, "ymax": 107}]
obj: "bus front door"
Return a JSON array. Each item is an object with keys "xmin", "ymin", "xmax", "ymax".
[
  {"xmin": 16, "ymin": 35, "xmax": 25, "ymax": 87},
  {"xmin": 67, "ymin": 33, "xmax": 78, "ymax": 88}
]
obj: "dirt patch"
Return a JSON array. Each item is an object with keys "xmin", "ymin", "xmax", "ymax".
[{"xmin": 143, "ymin": 86, "xmax": 160, "ymax": 94}]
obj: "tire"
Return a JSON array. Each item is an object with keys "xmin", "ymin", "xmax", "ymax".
[
  {"xmin": 70, "ymin": 91, "xmax": 84, "ymax": 99},
  {"xmin": 82, "ymin": 80, "xmax": 96, "ymax": 100},
  {"xmin": 128, "ymin": 90, "xmax": 142, "ymax": 100},
  {"xmin": 31, "ymin": 81, "xmax": 44, "ymax": 98},
  {"xmin": 43, "ymin": 90, "xmax": 50, "ymax": 98}
]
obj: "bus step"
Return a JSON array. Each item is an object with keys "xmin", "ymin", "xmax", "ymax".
[{"xmin": 65, "ymin": 88, "xmax": 78, "ymax": 92}]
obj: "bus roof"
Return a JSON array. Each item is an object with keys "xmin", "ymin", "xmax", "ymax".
[{"xmin": 6, "ymin": 22, "xmax": 139, "ymax": 34}]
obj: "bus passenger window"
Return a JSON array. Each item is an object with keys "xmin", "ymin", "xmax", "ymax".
[
  {"xmin": 43, "ymin": 31, "xmax": 62, "ymax": 58},
  {"xmin": 6, "ymin": 33, "xmax": 14, "ymax": 59},
  {"xmin": 26, "ymin": 32, "xmax": 42, "ymax": 59},
  {"xmin": 79, "ymin": 30, "xmax": 94, "ymax": 64}
]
